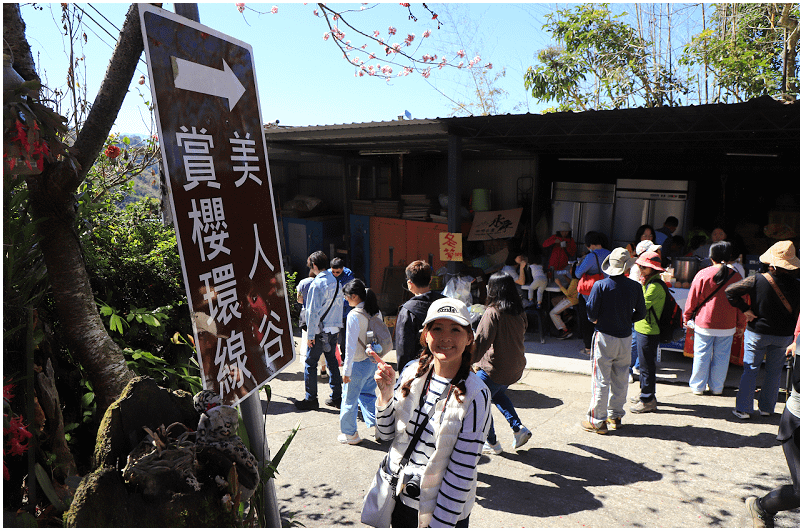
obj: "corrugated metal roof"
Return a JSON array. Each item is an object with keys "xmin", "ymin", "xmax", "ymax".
[{"xmin": 264, "ymin": 97, "xmax": 799, "ymax": 161}]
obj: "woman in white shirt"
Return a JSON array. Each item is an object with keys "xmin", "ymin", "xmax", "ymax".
[
  {"xmin": 373, "ymin": 298, "xmax": 491, "ymax": 527},
  {"xmin": 338, "ymin": 279, "xmax": 381, "ymax": 445}
]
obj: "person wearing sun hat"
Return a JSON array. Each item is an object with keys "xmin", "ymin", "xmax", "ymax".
[
  {"xmin": 630, "ymin": 250, "xmax": 667, "ymax": 414},
  {"xmin": 581, "ymin": 248, "xmax": 646, "ymax": 434},
  {"xmin": 726, "ymin": 240, "xmax": 800, "ymax": 420}
]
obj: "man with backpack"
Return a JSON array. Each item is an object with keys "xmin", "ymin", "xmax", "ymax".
[{"xmin": 631, "ymin": 250, "xmax": 669, "ymax": 414}]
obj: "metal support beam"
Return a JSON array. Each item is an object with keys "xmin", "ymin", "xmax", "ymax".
[{"xmin": 447, "ymin": 134, "xmax": 462, "ymax": 278}]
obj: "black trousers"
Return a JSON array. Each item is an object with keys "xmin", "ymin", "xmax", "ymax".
[
  {"xmin": 391, "ymin": 500, "xmax": 470, "ymax": 528},
  {"xmin": 760, "ymin": 410, "xmax": 800, "ymax": 514}
]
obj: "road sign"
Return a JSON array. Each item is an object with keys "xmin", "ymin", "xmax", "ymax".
[{"xmin": 139, "ymin": 4, "xmax": 295, "ymax": 406}]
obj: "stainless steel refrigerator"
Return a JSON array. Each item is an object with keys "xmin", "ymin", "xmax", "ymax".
[
  {"xmin": 612, "ymin": 179, "xmax": 694, "ymax": 249},
  {"xmin": 551, "ymin": 182, "xmax": 616, "ymax": 249}
]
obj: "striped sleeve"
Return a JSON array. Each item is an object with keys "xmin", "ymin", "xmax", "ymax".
[
  {"xmin": 429, "ymin": 387, "xmax": 491, "ymax": 528},
  {"xmin": 375, "ymin": 371, "xmax": 404, "ymax": 441}
]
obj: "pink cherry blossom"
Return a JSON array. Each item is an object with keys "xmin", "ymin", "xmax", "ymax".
[
  {"xmin": 421, "ymin": 67, "xmax": 431, "ymax": 78},
  {"xmin": 388, "ymin": 26, "xmax": 397, "ymax": 35},
  {"xmin": 456, "ymin": 49, "xmax": 466, "ymax": 58},
  {"xmin": 323, "ymin": 32, "xmax": 330, "ymax": 41},
  {"xmin": 392, "ymin": 43, "xmax": 401, "ymax": 52},
  {"xmin": 270, "ymin": 6, "xmax": 278, "ymax": 14},
  {"xmin": 313, "ymin": 9, "xmax": 319, "ymax": 16},
  {"xmin": 236, "ymin": 3, "xmax": 245, "ymax": 13},
  {"xmin": 458, "ymin": 61, "xmax": 464, "ymax": 69},
  {"xmin": 484, "ymin": 62, "xmax": 493, "ymax": 69},
  {"xmin": 473, "ymin": 55, "xmax": 481, "ymax": 63},
  {"xmin": 373, "ymin": 30, "xmax": 380, "ymax": 37},
  {"xmin": 423, "ymin": 30, "xmax": 431, "ymax": 38}
]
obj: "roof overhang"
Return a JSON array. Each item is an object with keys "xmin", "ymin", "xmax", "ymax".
[{"xmin": 264, "ymin": 96, "xmax": 799, "ymax": 163}]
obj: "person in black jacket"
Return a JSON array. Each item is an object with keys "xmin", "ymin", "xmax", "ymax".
[
  {"xmin": 394, "ymin": 260, "xmax": 444, "ymax": 373},
  {"xmin": 726, "ymin": 240, "xmax": 800, "ymax": 420}
]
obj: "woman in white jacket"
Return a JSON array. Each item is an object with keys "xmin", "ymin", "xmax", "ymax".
[
  {"xmin": 338, "ymin": 279, "xmax": 381, "ymax": 445},
  {"xmin": 373, "ymin": 298, "xmax": 491, "ymax": 527}
]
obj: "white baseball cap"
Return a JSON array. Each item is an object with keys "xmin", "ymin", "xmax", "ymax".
[{"xmin": 421, "ymin": 298, "xmax": 471, "ymax": 328}]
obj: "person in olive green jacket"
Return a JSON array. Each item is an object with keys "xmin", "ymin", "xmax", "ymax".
[{"xmin": 631, "ymin": 251, "xmax": 666, "ymax": 414}]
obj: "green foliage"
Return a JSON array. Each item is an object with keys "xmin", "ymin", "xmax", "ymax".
[
  {"xmin": 247, "ymin": 421, "xmax": 301, "ymax": 527},
  {"xmin": 680, "ymin": 3, "xmax": 798, "ymax": 102},
  {"xmin": 525, "ymin": 3, "xmax": 684, "ymax": 111},
  {"xmin": 527, "ymin": 3, "xmax": 797, "ymax": 110},
  {"xmin": 3, "ymin": 173, "xmax": 47, "ymax": 380},
  {"xmin": 285, "ymin": 271, "xmax": 299, "ymax": 322},
  {"xmin": 96, "ymin": 299, "xmax": 201, "ymax": 395}
]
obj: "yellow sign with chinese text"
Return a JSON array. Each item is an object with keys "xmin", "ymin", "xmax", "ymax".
[{"xmin": 439, "ymin": 232, "xmax": 463, "ymax": 262}]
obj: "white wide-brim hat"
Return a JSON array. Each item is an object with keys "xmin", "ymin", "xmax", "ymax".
[{"xmin": 602, "ymin": 248, "xmax": 635, "ymax": 276}]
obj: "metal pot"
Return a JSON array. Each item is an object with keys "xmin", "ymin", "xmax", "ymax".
[{"xmin": 673, "ymin": 257, "xmax": 702, "ymax": 283}]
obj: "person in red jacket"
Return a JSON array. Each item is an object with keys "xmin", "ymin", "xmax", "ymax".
[
  {"xmin": 543, "ymin": 222, "xmax": 577, "ymax": 271},
  {"xmin": 683, "ymin": 241, "xmax": 745, "ymax": 396}
]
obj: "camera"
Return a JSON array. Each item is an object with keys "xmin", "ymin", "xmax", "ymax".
[{"xmin": 401, "ymin": 468, "xmax": 422, "ymax": 498}]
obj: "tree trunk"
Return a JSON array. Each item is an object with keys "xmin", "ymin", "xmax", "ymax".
[{"xmin": 10, "ymin": 3, "xmax": 146, "ymax": 412}]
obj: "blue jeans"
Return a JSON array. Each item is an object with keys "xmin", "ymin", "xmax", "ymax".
[
  {"xmin": 340, "ymin": 357, "xmax": 377, "ymax": 436},
  {"xmin": 630, "ymin": 326, "xmax": 640, "ymax": 372},
  {"xmin": 735, "ymin": 330, "xmax": 792, "ymax": 415},
  {"xmin": 635, "ymin": 332, "xmax": 659, "ymax": 402},
  {"xmin": 690, "ymin": 332, "xmax": 734, "ymax": 394},
  {"xmin": 476, "ymin": 369, "xmax": 522, "ymax": 445},
  {"xmin": 304, "ymin": 332, "xmax": 342, "ymax": 402}
]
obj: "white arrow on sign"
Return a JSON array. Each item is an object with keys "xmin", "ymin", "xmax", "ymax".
[{"xmin": 171, "ymin": 57, "xmax": 246, "ymax": 111}]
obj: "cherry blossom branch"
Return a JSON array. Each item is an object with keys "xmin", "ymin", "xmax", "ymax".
[
  {"xmin": 315, "ymin": 3, "xmax": 490, "ymax": 80},
  {"xmin": 233, "ymin": 3, "xmax": 491, "ymax": 81}
]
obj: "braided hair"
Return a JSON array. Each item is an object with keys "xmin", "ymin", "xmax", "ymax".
[{"xmin": 400, "ymin": 321, "xmax": 475, "ymax": 403}]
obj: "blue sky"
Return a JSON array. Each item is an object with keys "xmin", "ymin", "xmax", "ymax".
[{"xmin": 21, "ymin": 3, "xmax": 558, "ymax": 136}]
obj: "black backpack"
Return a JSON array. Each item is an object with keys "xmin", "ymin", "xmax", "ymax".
[{"xmin": 648, "ymin": 278, "xmax": 684, "ymax": 343}]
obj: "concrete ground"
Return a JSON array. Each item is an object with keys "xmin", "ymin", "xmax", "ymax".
[{"xmin": 258, "ymin": 331, "xmax": 799, "ymax": 528}]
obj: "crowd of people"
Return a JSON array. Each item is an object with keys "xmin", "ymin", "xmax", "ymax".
[{"xmin": 289, "ymin": 224, "xmax": 800, "ymax": 527}]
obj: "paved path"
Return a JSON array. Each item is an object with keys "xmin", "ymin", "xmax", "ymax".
[{"xmin": 259, "ymin": 334, "xmax": 799, "ymax": 528}]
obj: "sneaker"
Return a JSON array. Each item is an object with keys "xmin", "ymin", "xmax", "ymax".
[
  {"xmin": 580, "ymin": 419, "xmax": 609, "ymax": 435},
  {"xmin": 325, "ymin": 397, "xmax": 341, "ymax": 409},
  {"xmin": 632, "ymin": 367, "xmax": 641, "ymax": 376},
  {"xmin": 482, "ymin": 440, "xmax": 503, "ymax": 455},
  {"xmin": 337, "ymin": 432, "xmax": 362, "ymax": 445},
  {"xmin": 511, "ymin": 426, "xmax": 532, "ymax": 450},
  {"xmin": 555, "ymin": 329, "xmax": 573, "ymax": 340},
  {"xmin": 607, "ymin": 417, "xmax": 622, "ymax": 430},
  {"xmin": 630, "ymin": 398, "xmax": 657, "ymax": 413},
  {"xmin": 295, "ymin": 398, "xmax": 319, "ymax": 411},
  {"xmin": 320, "ymin": 367, "xmax": 327, "ymax": 377},
  {"xmin": 629, "ymin": 395, "xmax": 642, "ymax": 405},
  {"xmin": 628, "ymin": 373, "xmax": 634, "ymax": 383},
  {"xmin": 692, "ymin": 389, "xmax": 704, "ymax": 396},
  {"xmin": 580, "ymin": 347, "xmax": 591, "ymax": 357},
  {"xmin": 759, "ymin": 410, "xmax": 772, "ymax": 417},
  {"xmin": 732, "ymin": 410, "xmax": 751, "ymax": 420},
  {"xmin": 710, "ymin": 390, "xmax": 723, "ymax": 396},
  {"xmin": 745, "ymin": 496, "xmax": 774, "ymax": 528}
]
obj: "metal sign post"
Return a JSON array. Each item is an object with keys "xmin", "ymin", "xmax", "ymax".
[{"xmin": 139, "ymin": 4, "xmax": 288, "ymax": 525}]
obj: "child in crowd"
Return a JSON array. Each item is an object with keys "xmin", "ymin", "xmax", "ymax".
[
  {"xmin": 550, "ymin": 262, "xmax": 579, "ymax": 339},
  {"xmin": 527, "ymin": 253, "xmax": 548, "ymax": 310}
]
